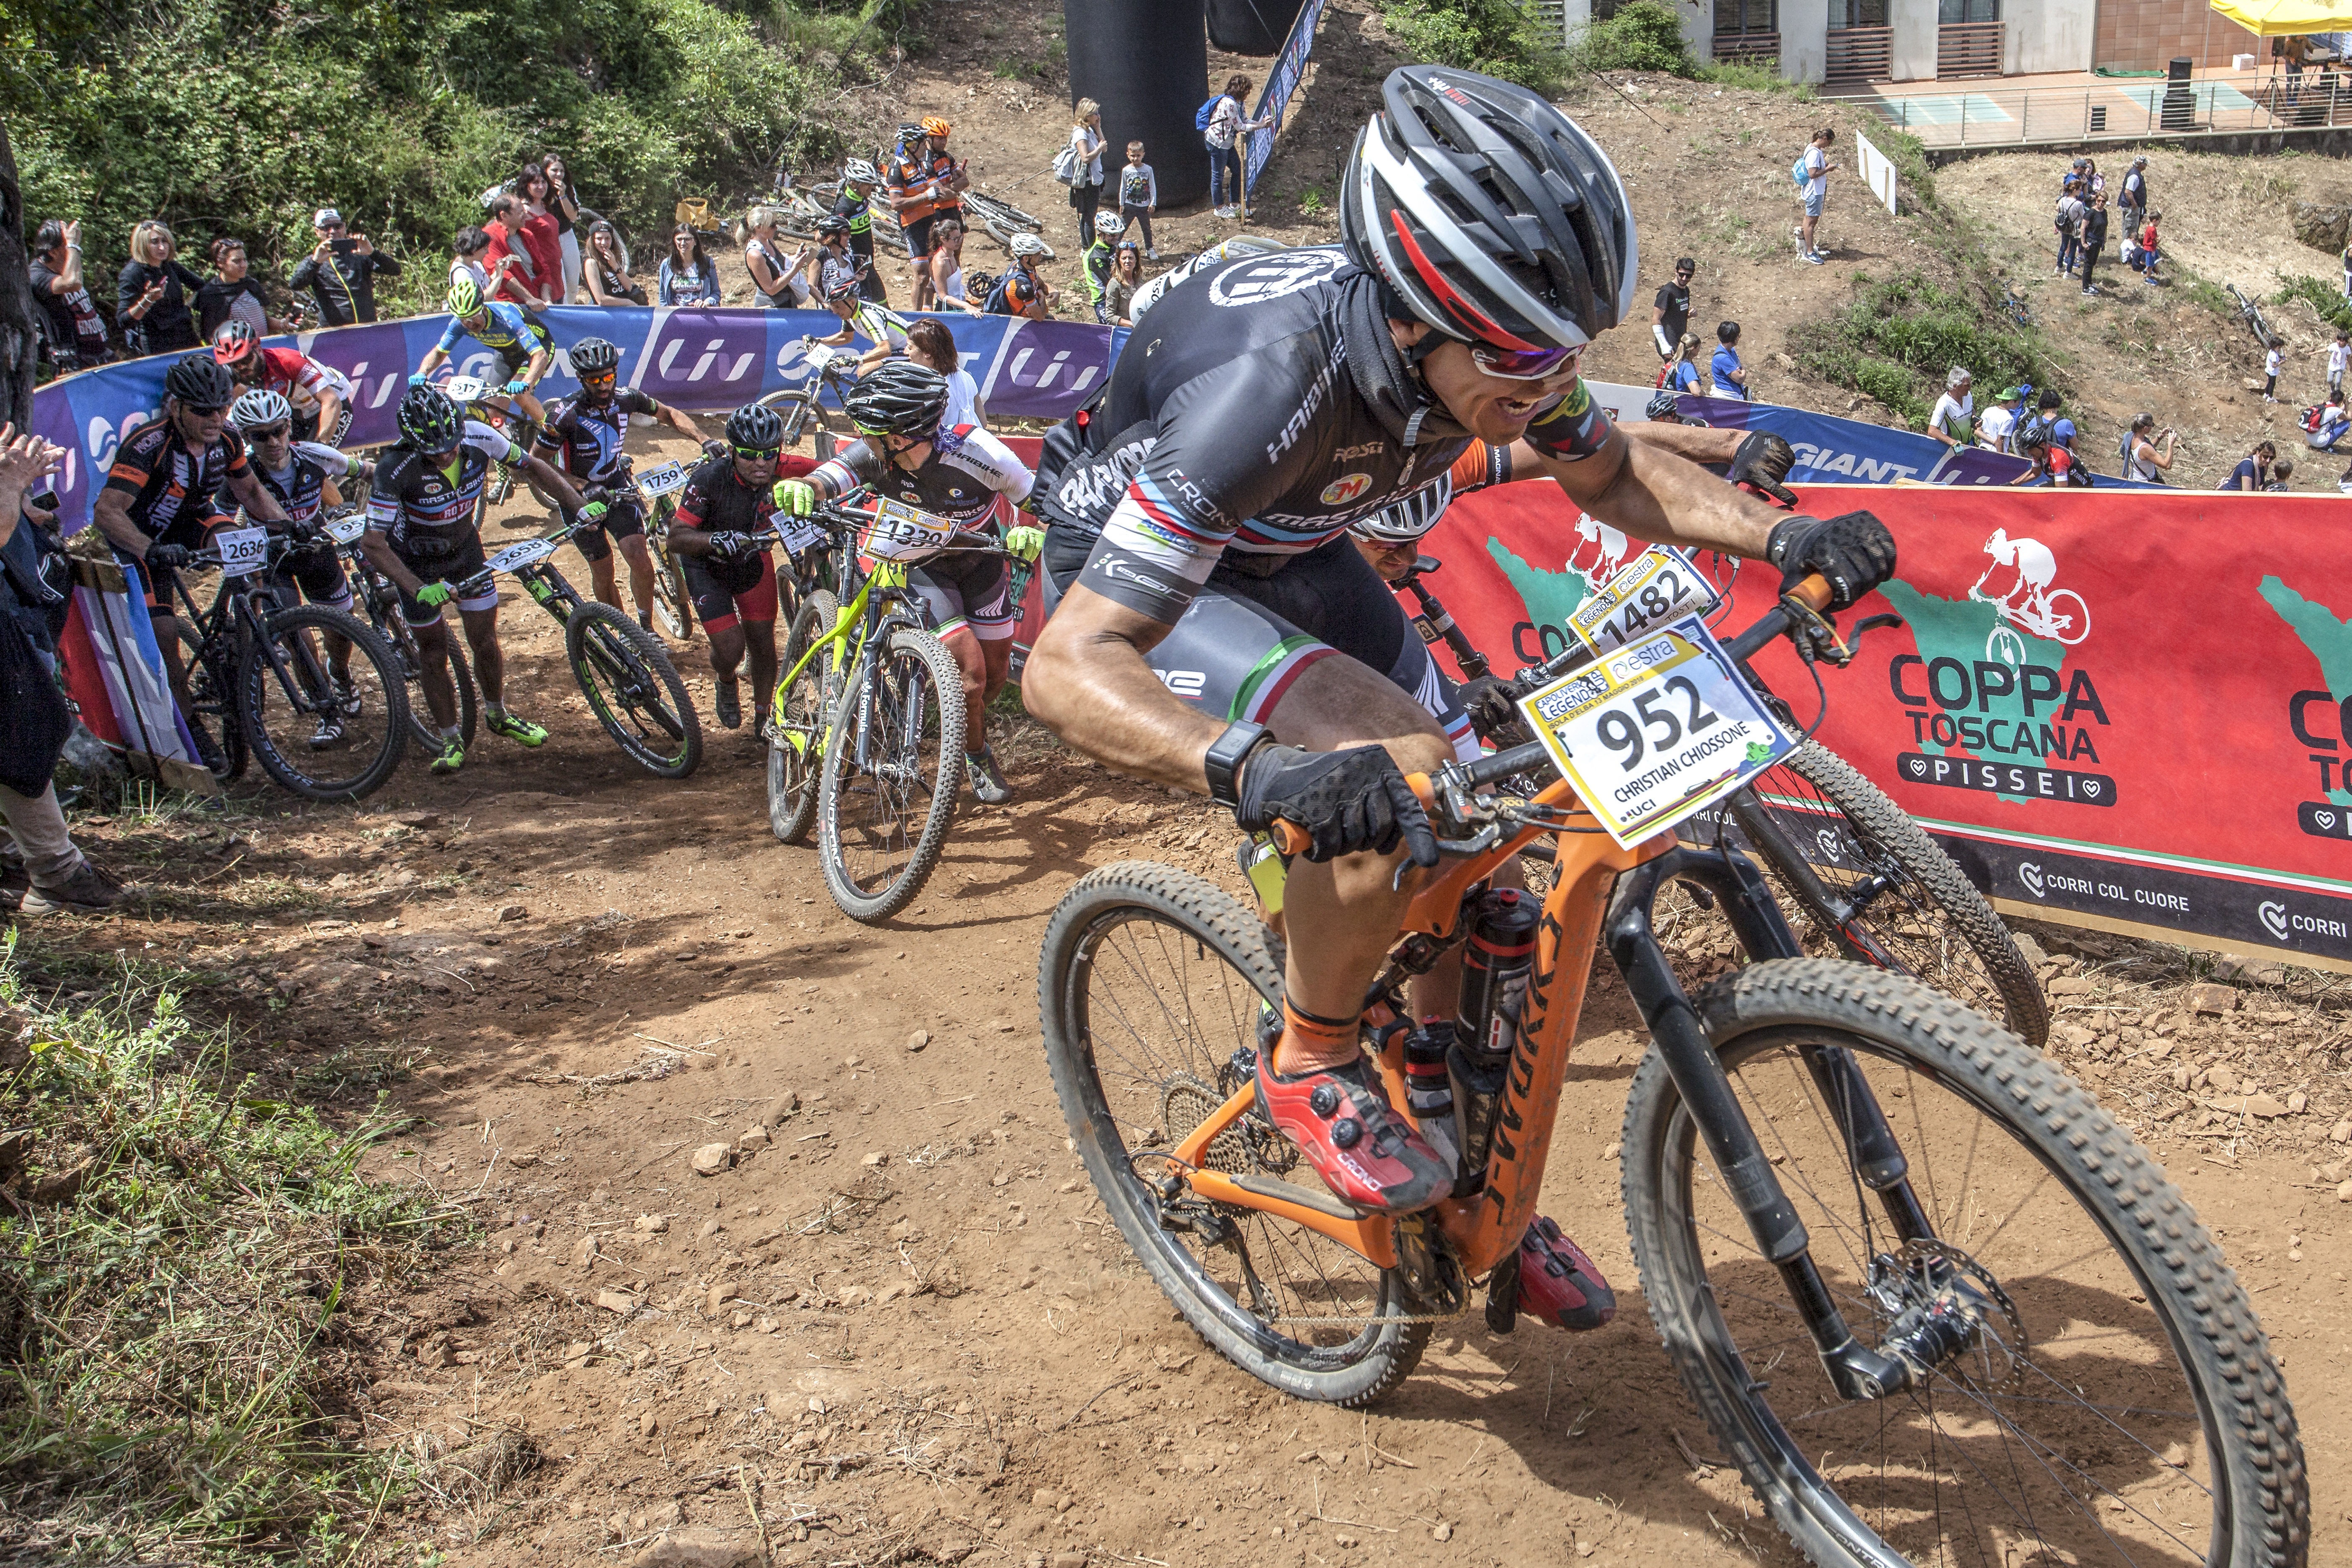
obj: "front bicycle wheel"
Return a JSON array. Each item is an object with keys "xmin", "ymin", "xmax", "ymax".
[
  {"xmin": 815, "ymin": 627, "xmax": 962, "ymax": 922},
  {"xmin": 401, "ymin": 623, "xmax": 477, "ymax": 756},
  {"xmin": 756, "ymin": 388, "xmax": 825, "ymax": 452},
  {"xmin": 563, "ymin": 601, "xmax": 702, "ymax": 779},
  {"xmin": 1039, "ymin": 862, "xmax": 1431, "ymax": 1405},
  {"xmin": 1720, "ymin": 741, "xmax": 2049, "ymax": 1045},
  {"xmin": 1622, "ymin": 960, "xmax": 2306, "ymax": 1568},
  {"xmin": 766, "ymin": 591, "xmax": 839, "ymax": 845},
  {"xmin": 649, "ymin": 525, "xmax": 694, "ymax": 642},
  {"xmin": 237, "ymin": 605, "xmax": 409, "ymax": 802}
]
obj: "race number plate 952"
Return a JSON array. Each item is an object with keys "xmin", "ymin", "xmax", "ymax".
[{"xmin": 1515, "ymin": 611, "xmax": 1794, "ymax": 851}]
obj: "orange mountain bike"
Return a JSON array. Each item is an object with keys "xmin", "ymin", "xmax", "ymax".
[{"xmin": 1037, "ymin": 581, "xmax": 2306, "ymax": 1568}]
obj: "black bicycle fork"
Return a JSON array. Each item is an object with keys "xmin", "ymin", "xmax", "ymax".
[{"xmin": 1607, "ymin": 845, "xmax": 1939, "ymax": 1402}]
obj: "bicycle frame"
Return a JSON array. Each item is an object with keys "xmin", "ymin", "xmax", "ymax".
[{"xmin": 172, "ymin": 544, "xmax": 338, "ymax": 731}]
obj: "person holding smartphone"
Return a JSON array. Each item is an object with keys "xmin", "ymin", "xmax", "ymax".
[
  {"xmin": 289, "ymin": 208, "xmax": 400, "ymax": 326},
  {"xmin": 117, "ymin": 220, "xmax": 205, "ymax": 358}
]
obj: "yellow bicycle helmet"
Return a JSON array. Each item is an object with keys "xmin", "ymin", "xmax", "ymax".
[{"xmin": 446, "ymin": 276, "xmax": 483, "ymax": 317}]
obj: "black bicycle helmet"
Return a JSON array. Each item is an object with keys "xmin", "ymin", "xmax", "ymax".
[
  {"xmin": 571, "ymin": 336, "xmax": 621, "ymax": 376},
  {"xmin": 165, "ymin": 352, "xmax": 236, "ymax": 410},
  {"xmin": 726, "ymin": 403, "xmax": 786, "ymax": 451},
  {"xmin": 1645, "ymin": 390, "xmax": 1682, "ymax": 423},
  {"xmin": 817, "ymin": 214, "xmax": 851, "ymax": 238},
  {"xmin": 842, "ymin": 361, "xmax": 949, "ymax": 440},
  {"xmin": 397, "ymin": 382, "xmax": 466, "ymax": 451},
  {"xmin": 1341, "ymin": 66, "xmax": 1637, "ymax": 353}
]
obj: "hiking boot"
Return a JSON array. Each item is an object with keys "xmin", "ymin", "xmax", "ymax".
[
  {"xmin": 1, "ymin": 850, "xmax": 27, "ymax": 912},
  {"xmin": 21, "ymin": 859, "xmax": 129, "ymax": 916},
  {"xmin": 1253, "ymin": 1052, "xmax": 1450, "ymax": 1216},
  {"xmin": 965, "ymin": 747, "xmax": 1011, "ymax": 804},
  {"xmin": 485, "ymin": 709, "xmax": 548, "ymax": 747},
  {"xmin": 713, "ymin": 676, "xmax": 743, "ymax": 730},
  {"xmin": 1514, "ymin": 1215, "xmax": 1617, "ymax": 1331},
  {"xmin": 429, "ymin": 736, "xmax": 466, "ymax": 775}
]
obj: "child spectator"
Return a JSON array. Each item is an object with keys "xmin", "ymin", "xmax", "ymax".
[
  {"xmin": 1205, "ymin": 75, "xmax": 1271, "ymax": 219},
  {"xmin": 2265, "ymin": 339, "xmax": 2283, "ymax": 403},
  {"xmin": 658, "ymin": 224, "xmax": 720, "ymax": 307},
  {"xmin": 2323, "ymin": 330, "xmax": 2347, "ymax": 402},
  {"xmin": 1067, "ymin": 100, "xmax": 1107, "ymax": 243},
  {"xmin": 116, "ymin": 220, "xmax": 204, "ymax": 357},
  {"xmin": 2266, "ymin": 458, "xmax": 2295, "ymax": 490},
  {"xmin": 1118, "ymin": 142, "xmax": 1159, "ymax": 257},
  {"xmin": 195, "ymin": 238, "xmax": 290, "ymax": 342},
  {"xmin": 1710, "ymin": 321, "xmax": 1749, "ymax": 400},
  {"xmin": 1978, "ymin": 383, "xmax": 2032, "ymax": 453},
  {"xmin": 1659, "ymin": 331, "xmax": 1704, "ymax": 395},
  {"xmin": 28, "ymin": 219, "xmax": 110, "ymax": 369},
  {"xmin": 1798, "ymin": 129, "xmax": 1836, "ymax": 264},
  {"xmin": 2138, "ymin": 211, "xmax": 2164, "ymax": 284}
]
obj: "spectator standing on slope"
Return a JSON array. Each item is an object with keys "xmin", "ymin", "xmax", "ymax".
[
  {"xmin": 2053, "ymin": 180, "xmax": 2086, "ymax": 278},
  {"xmin": 2321, "ymin": 328, "xmax": 2348, "ymax": 402},
  {"xmin": 1927, "ymin": 366, "xmax": 1975, "ymax": 447},
  {"xmin": 2079, "ymin": 190, "xmax": 2110, "ymax": 297},
  {"xmin": 513, "ymin": 164, "xmax": 566, "ymax": 307},
  {"xmin": 1066, "ymin": 99, "xmax": 1107, "ymax": 244},
  {"xmin": 1204, "ymin": 75, "xmax": 1271, "ymax": 220},
  {"xmin": 1798, "ymin": 128, "xmax": 1837, "ymax": 264},
  {"xmin": 2119, "ymin": 155, "xmax": 2150, "ymax": 235},
  {"xmin": 1978, "ymin": 382, "xmax": 2031, "ymax": 453},
  {"xmin": 117, "ymin": 220, "xmax": 204, "ymax": 357},
  {"xmin": 2264, "ymin": 338, "xmax": 2284, "ymax": 404},
  {"xmin": 1652, "ymin": 255, "xmax": 1693, "ymax": 362},
  {"xmin": 541, "ymin": 155, "xmax": 584, "ymax": 304},
  {"xmin": 481, "ymin": 195, "xmax": 549, "ymax": 312},
  {"xmin": 1117, "ymin": 142, "xmax": 1158, "ymax": 257},
  {"xmin": 1710, "ymin": 320, "xmax": 1750, "ymax": 400},
  {"xmin": 289, "ymin": 209, "xmax": 398, "ymax": 326},
  {"xmin": 29, "ymin": 219, "xmax": 113, "ymax": 370},
  {"xmin": 2119, "ymin": 412, "xmax": 2178, "ymax": 483}
]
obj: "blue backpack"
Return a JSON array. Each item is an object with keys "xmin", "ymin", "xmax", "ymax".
[{"xmin": 1194, "ymin": 95, "xmax": 1222, "ymax": 132}]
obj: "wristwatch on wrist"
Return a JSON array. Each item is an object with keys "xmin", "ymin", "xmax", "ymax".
[{"xmin": 1203, "ymin": 720, "xmax": 1274, "ymax": 810}]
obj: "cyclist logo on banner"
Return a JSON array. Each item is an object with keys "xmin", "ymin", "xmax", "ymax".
[
  {"xmin": 1564, "ymin": 513, "xmax": 1641, "ymax": 591},
  {"xmin": 1968, "ymin": 528, "xmax": 2092, "ymax": 664}
]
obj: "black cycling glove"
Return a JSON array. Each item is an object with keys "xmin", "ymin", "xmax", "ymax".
[
  {"xmin": 708, "ymin": 530, "xmax": 754, "ymax": 561},
  {"xmin": 1236, "ymin": 744, "xmax": 1439, "ymax": 868},
  {"xmin": 701, "ymin": 438, "xmax": 732, "ymax": 460},
  {"xmin": 1727, "ymin": 431, "xmax": 1799, "ymax": 509},
  {"xmin": 1455, "ymin": 675, "xmax": 1532, "ymax": 748},
  {"xmin": 147, "ymin": 544, "xmax": 191, "ymax": 570},
  {"xmin": 1765, "ymin": 511, "xmax": 1898, "ymax": 609}
]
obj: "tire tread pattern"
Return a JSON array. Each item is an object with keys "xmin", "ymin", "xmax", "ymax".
[{"xmin": 816, "ymin": 626, "xmax": 962, "ymax": 922}]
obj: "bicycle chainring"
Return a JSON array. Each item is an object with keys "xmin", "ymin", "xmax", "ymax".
[{"xmin": 1867, "ymin": 1237, "xmax": 2026, "ymax": 1390}]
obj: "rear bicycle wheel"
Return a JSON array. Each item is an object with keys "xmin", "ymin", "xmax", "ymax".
[
  {"xmin": 815, "ymin": 627, "xmax": 962, "ymax": 922},
  {"xmin": 756, "ymin": 387, "xmax": 825, "ymax": 452},
  {"xmin": 564, "ymin": 601, "xmax": 702, "ymax": 778},
  {"xmin": 766, "ymin": 591, "xmax": 839, "ymax": 845},
  {"xmin": 237, "ymin": 605, "xmax": 409, "ymax": 802},
  {"xmin": 1621, "ymin": 959, "xmax": 2306, "ymax": 1568},
  {"xmin": 1039, "ymin": 862, "xmax": 1431, "ymax": 1404}
]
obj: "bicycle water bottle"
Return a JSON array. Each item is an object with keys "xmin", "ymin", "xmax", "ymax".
[
  {"xmin": 1449, "ymin": 889, "xmax": 1539, "ymax": 1190},
  {"xmin": 1402, "ymin": 1017, "xmax": 1461, "ymax": 1176}
]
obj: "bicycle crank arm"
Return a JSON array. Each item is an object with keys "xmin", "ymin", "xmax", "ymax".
[{"xmin": 1607, "ymin": 852, "xmax": 1908, "ymax": 1403}]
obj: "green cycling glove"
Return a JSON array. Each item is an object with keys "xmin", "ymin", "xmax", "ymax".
[
  {"xmin": 415, "ymin": 582, "xmax": 454, "ymax": 609},
  {"xmin": 772, "ymin": 479, "xmax": 818, "ymax": 516},
  {"xmin": 1003, "ymin": 525, "xmax": 1045, "ymax": 563}
]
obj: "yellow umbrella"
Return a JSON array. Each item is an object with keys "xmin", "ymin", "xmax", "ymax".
[{"xmin": 2210, "ymin": 0, "xmax": 2352, "ymax": 34}]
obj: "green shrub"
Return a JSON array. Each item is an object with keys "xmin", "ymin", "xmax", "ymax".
[
  {"xmin": 1374, "ymin": 0, "xmax": 1568, "ymax": 92},
  {"xmin": 1574, "ymin": 1, "xmax": 1697, "ymax": 75},
  {"xmin": 1790, "ymin": 272, "xmax": 2054, "ymax": 429},
  {"xmin": 2276, "ymin": 273, "xmax": 2352, "ymax": 333}
]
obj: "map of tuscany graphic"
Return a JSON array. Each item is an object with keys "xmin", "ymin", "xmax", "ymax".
[{"xmin": 2263, "ymin": 576, "xmax": 2352, "ymax": 810}]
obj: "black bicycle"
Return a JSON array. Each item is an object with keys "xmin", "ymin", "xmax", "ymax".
[
  {"xmin": 754, "ymin": 341, "xmax": 865, "ymax": 452},
  {"xmin": 1394, "ymin": 549, "xmax": 2049, "ymax": 1045},
  {"xmin": 168, "ymin": 523, "xmax": 409, "ymax": 802}
]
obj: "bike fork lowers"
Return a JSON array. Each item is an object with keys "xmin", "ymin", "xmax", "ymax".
[{"xmin": 1606, "ymin": 848, "xmax": 1927, "ymax": 1401}]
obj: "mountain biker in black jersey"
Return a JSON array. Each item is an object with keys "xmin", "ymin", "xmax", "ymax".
[
  {"xmin": 361, "ymin": 383, "xmax": 601, "ymax": 775},
  {"xmin": 1022, "ymin": 69, "xmax": 1895, "ymax": 1245},
  {"xmin": 230, "ymin": 387, "xmax": 378, "ymax": 744},
  {"xmin": 833, "ymin": 159, "xmax": 891, "ymax": 306},
  {"xmin": 669, "ymin": 403, "xmax": 805, "ymax": 733},
  {"xmin": 772, "ymin": 361, "xmax": 1042, "ymax": 805},
  {"xmin": 527, "ymin": 336, "xmax": 709, "ymax": 635},
  {"xmin": 88, "ymin": 353, "xmax": 294, "ymax": 769},
  {"xmin": 413, "ymin": 278, "xmax": 555, "ymax": 428}
]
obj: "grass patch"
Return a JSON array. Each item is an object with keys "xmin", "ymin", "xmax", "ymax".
[
  {"xmin": 2276, "ymin": 274, "xmax": 2352, "ymax": 334},
  {"xmin": 0, "ymin": 932, "xmax": 458, "ymax": 1563},
  {"xmin": 1789, "ymin": 272, "xmax": 2054, "ymax": 428}
]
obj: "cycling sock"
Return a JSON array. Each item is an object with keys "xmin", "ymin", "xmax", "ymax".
[
  {"xmin": 442, "ymin": 725, "xmax": 462, "ymax": 741},
  {"xmin": 485, "ymin": 702, "xmax": 506, "ymax": 721},
  {"xmin": 1274, "ymin": 997, "xmax": 1362, "ymax": 1075}
]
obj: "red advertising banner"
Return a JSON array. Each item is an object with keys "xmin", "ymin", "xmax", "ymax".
[{"xmin": 1420, "ymin": 479, "xmax": 2352, "ymax": 971}]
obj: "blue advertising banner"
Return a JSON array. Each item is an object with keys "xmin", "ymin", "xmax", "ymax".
[
  {"xmin": 33, "ymin": 307, "xmax": 1129, "ymax": 527},
  {"xmin": 1246, "ymin": 0, "xmax": 1331, "ymax": 189}
]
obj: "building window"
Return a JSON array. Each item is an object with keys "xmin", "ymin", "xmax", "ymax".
[
  {"xmin": 1838, "ymin": 0, "xmax": 1888, "ymax": 24},
  {"xmin": 1938, "ymin": 0, "xmax": 1998, "ymax": 20},
  {"xmin": 1716, "ymin": 0, "xmax": 1777, "ymax": 35}
]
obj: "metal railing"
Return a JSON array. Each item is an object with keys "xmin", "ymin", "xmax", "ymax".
[
  {"xmin": 1937, "ymin": 21, "xmax": 2003, "ymax": 80},
  {"xmin": 1714, "ymin": 30, "xmax": 1780, "ymax": 66},
  {"xmin": 1827, "ymin": 26, "xmax": 1895, "ymax": 87},
  {"xmin": 1848, "ymin": 68, "xmax": 2352, "ymax": 148}
]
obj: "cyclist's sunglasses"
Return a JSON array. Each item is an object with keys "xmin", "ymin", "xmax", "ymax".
[
  {"xmin": 579, "ymin": 370, "xmax": 616, "ymax": 387},
  {"xmin": 183, "ymin": 402, "xmax": 230, "ymax": 417},
  {"xmin": 733, "ymin": 444, "xmax": 782, "ymax": 461},
  {"xmin": 243, "ymin": 424, "xmax": 291, "ymax": 441},
  {"xmin": 1469, "ymin": 342, "xmax": 1583, "ymax": 382}
]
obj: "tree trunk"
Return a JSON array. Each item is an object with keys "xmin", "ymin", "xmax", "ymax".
[{"xmin": 0, "ymin": 117, "xmax": 35, "ymax": 433}]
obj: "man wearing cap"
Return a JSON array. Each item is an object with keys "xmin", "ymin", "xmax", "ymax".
[
  {"xmin": 289, "ymin": 208, "xmax": 400, "ymax": 326},
  {"xmin": 2119, "ymin": 155, "xmax": 2150, "ymax": 236},
  {"xmin": 1978, "ymin": 382, "xmax": 2031, "ymax": 454}
]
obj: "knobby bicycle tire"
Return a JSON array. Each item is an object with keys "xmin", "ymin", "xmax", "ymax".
[
  {"xmin": 1748, "ymin": 741, "xmax": 2049, "ymax": 1046},
  {"xmin": 564, "ymin": 601, "xmax": 703, "ymax": 779},
  {"xmin": 190, "ymin": 640, "xmax": 248, "ymax": 781},
  {"xmin": 766, "ymin": 591, "xmax": 839, "ymax": 846},
  {"xmin": 649, "ymin": 521, "xmax": 694, "ymax": 642},
  {"xmin": 235, "ymin": 604, "xmax": 410, "ymax": 802},
  {"xmin": 1038, "ymin": 861, "xmax": 1431, "ymax": 1405},
  {"xmin": 966, "ymin": 191, "xmax": 1045, "ymax": 231},
  {"xmin": 815, "ymin": 626, "xmax": 962, "ymax": 922},
  {"xmin": 1621, "ymin": 960, "xmax": 2306, "ymax": 1568},
  {"xmin": 756, "ymin": 387, "xmax": 824, "ymax": 451}
]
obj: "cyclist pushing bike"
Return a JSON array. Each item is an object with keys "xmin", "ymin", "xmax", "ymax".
[
  {"xmin": 774, "ymin": 361, "xmax": 1042, "ymax": 805},
  {"xmin": 668, "ymin": 403, "xmax": 811, "ymax": 732},
  {"xmin": 413, "ymin": 278, "xmax": 554, "ymax": 428},
  {"xmin": 528, "ymin": 336, "xmax": 709, "ymax": 635},
  {"xmin": 361, "ymin": 383, "xmax": 604, "ymax": 775},
  {"xmin": 1022, "ymin": 67, "xmax": 1894, "ymax": 1308}
]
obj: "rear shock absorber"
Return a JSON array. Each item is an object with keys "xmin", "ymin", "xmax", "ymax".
[{"xmin": 1447, "ymin": 889, "xmax": 1538, "ymax": 1193}]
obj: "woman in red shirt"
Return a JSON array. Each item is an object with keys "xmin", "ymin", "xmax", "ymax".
[{"xmin": 516, "ymin": 163, "xmax": 567, "ymax": 305}]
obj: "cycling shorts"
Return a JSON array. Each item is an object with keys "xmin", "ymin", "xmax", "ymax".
[
  {"xmin": 273, "ymin": 541, "xmax": 353, "ymax": 611},
  {"xmin": 1042, "ymin": 529, "xmax": 1475, "ymax": 759},
  {"xmin": 116, "ymin": 547, "xmax": 185, "ymax": 621},
  {"xmin": 681, "ymin": 549, "xmax": 779, "ymax": 635},
  {"xmin": 569, "ymin": 493, "xmax": 647, "ymax": 564},
  {"xmin": 901, "ymin": 214, "xmax": 936, "ymax": 261},
  {"xmin": 397, "ymin": 539, "xmax": 500, "ymax": 625},
  {"xmin": 911, "ymin": 548, "xmax": 1014, "ymax": 643}
]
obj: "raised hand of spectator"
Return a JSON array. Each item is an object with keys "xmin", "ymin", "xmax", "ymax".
[{"xmin": 353, "ymin": 232, "xmax": 374, "ymax": 255}]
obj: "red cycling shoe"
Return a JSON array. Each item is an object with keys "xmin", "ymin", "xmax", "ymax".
[
  {"xmin": 1516, "ymin": 1215, "xmax": 1617, "ymax": 1331},
  {"xmin": 1254, "ymin": 1053, "xmax": 1452, "ymax": 1215}
]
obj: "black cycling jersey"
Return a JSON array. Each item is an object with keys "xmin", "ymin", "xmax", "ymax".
[
  {"xmin": 366, "ymin": 421, "xmax": 521, "ymax": 570},
  {"xmin": 102, "ymin": 415, "xmax": 249, "ymax": 545},
  {"xmin": 248, "ymin": 442, "xmax": 354, "ymax": 528},
  {"xmin": 539, "ymin": 387, "xmax": 662, "ymax": 487},
  {"xmin": 811, "ymin": 424, "xmax": 1033, "ymax": 539},
  {"xmin": 1031, "ymin": 247, "xmax": 1614, "ymax": 627}
]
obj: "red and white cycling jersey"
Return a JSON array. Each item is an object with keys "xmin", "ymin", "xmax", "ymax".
[{"xmin": 246, "ymin": 345, "xmax": 353, "ymax": 420}]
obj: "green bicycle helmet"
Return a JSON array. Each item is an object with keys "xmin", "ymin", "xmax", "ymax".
[{"xmin": 446, "ymin": 276, "xmax": 484, "ymax": 317}]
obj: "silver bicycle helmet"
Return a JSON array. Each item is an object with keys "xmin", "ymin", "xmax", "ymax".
[
  {"xmin": 231, "ymin": 388, "xmax": 294, "ymax": 431},
  {"xmin": 843, "ymin": 158, "xmax": 881, "ymax": 185},
  {"xmin": 1008, "ymin": 232, "xmax": 1048, "ymax": 259},
  {"xmin": 1349, "ymin": 473, "xmax": 1455, "ymax": 544}
]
